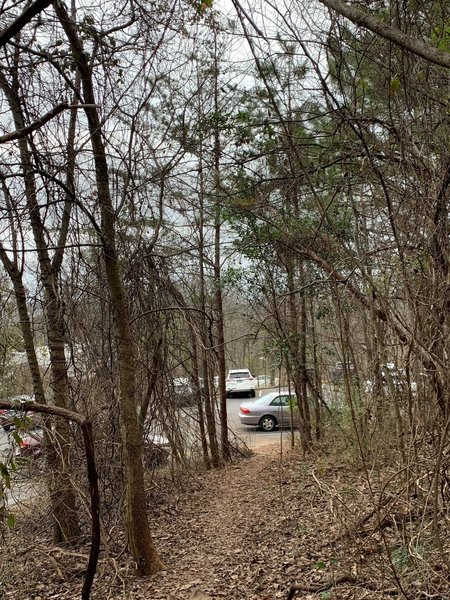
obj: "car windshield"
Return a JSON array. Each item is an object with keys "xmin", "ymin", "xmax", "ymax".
[{"xmin": 229, "ymin": 372, "xmax": 251, "ymax": 379}]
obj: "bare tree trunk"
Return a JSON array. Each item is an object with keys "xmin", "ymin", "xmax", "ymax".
[
  {"xmin": 286, "ymin": 255, "xmax": 312, "ymax": 453},
  {"xmin": 212, "ymin": 27, "xmax": 230, "ymax": 461},
  {"xmin": 191, "ymin": 332, "xmax": 210, "ymax": 466},
  {"xmin": 197, "ymin": 132, "xmax": 220, "ymax": 467},
  {"xmin": 309, "ymin": 297, "xmax": 322, "ymax": 440},
  {"xmin": 298, "ymin": 260, "xmax": 312, "ymax": 446},
  {"xmin": 0, "ymin": 71, "xmax": 80, "ymax": 542},
  {"xmin": 0, "ymin": 242, "xmax": 45, "ymax": 405},
  {"xmin": 54, "ymin": 2, "xmax": 163, "ymax": 574},
  {"xmin": 428, "ymin": 161, "xmax": 450, "ymax": 417}
]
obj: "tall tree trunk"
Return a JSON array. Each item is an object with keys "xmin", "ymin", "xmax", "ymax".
[
  {"xmin": 309, "ymin": 297, "xmax": 322, "ymax": 440},
  {"xmin": 54, "ymin": 1, "xmax": 163, "ymax": 573},
  {"xmin": 298, "ymin": 260, "xmax": 311, "ymax": 446},
  {"xmin": 0, "ymin": 72, "xmax": 80, "ymax": 542},
  {"xmin": 212, "ymin": 27, "xmax": 230, "ymax": 461},
  {"xmin": 286, "ymin": 253, "xmax": 312, "ymax": 453},
  {"xmin": 197, "ymin": 128, "xmax": 220, "ymax": 467},
  {"xmin": 191, "ymin": 332, "xmax": 210, "ymax": 466}
]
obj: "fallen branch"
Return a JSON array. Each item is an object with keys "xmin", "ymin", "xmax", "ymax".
[
  {"xmin": 328, "ymin": 494, "xmax": 393, "ymax": 544},
  {"xmin": 287, "ymin": 575, "xmax": 399, "ymax": 599},
  {"xmin": 287, "ymin": 574, "xmax": 356, "ymax": 599}
]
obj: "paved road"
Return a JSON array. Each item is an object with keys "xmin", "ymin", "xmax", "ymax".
[
  {"xmin": 0, "ymin": 388, "xmax": 291, "ymax": 506},
  {"xmin": 226, "ymin": 388, "xmax": 296, "ymax": 449}
]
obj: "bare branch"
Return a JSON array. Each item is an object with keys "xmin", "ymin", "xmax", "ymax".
[
  {"xmin": 0, "ymin": 103, "xmax": 96, "ymax": 144},
  {"xmin": 0, "ymin": 0, "xmax": 53, "ymax": 48},
  {"xmin": 317, "ymin": 0, "xmax": 450, "ymax": 68}
]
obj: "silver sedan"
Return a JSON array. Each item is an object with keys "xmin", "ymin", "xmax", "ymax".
[{"xmin": 239, "ymin": 391, "xmax": 298, "ymax": 432}]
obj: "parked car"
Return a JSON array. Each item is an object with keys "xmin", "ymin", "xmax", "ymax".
[
  {"xmin": 143, "ymin": 428, "xmax": 171, "ymax": 466},
  {"xmin": 0, "ymin": 395, "xmax": 35, "ymax": 432},
  {"xmin": 364, "ymin": 364, "xmax": 417, "ymax": 394},
  {"xmin": 239, "ymin": 391, "xmax": 298, "ymax": 432},
  {"xmin": 226, "ymin": 369, "xmax": 256, "ymax": 398},
  {"xmin": 15, "ymin": 427, "xmax": 43, "ymax": 457}
]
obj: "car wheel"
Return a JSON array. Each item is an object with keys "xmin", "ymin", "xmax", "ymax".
[{"xmin": 259, "ymin": 415, "xmax": 276, "ymax": 432}]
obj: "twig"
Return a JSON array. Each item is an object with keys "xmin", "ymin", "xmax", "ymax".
[
  {"xmin": 287, "ymin": 574, "xmax": 399, "ymax": 599},
  {"xmin": 287, "ymin": 574, "xmax": 356, "ymax": 599},
  {"xmin": 0, "ymin": 103, "xmax": 97, "ymax": 143}
]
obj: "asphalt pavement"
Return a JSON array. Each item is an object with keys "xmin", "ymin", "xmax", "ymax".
[
  {"xmin": 226, "ymin": 387, "xmax": 297, "ymax": 449},
  {"xmin": 0, "ymin": 388, "xmax": 290, "ymax": 507}
]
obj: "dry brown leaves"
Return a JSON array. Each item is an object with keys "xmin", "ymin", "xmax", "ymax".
[{"xmin": 0, "ymin": 440, "xmax": 447, "ymax": 599}]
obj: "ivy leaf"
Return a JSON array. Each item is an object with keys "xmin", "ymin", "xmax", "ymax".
[
  {"xmin": 12, "ymin": 430, "xmax": 23, "ymax": 446},
  {"xmin": 0, "ymin": 462, "xmax": 11, "ymax": 489}
]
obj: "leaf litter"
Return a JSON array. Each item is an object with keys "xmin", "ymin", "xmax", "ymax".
[{"xmin": 0, "ymin": 440, "xmax": 446, "ymax": 599}]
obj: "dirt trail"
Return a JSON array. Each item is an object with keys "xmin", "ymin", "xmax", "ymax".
[
  {"xmin": 142, "ymin": 441, "xmax": 301, "ymax": 600},
  {"xmin": 3, "ymin": 439, "xmax": 398, "ymax": 599}
]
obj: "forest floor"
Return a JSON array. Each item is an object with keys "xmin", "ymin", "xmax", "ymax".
[{"xmin": 0, "ymin": 438, "xmax": 441, "ymax": 599}]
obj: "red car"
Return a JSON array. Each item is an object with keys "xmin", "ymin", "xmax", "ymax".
[{"xmin": 15, "ymin": 427, "xmax": 43, "ymax": 457}]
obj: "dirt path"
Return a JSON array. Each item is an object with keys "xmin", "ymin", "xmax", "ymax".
[
  {"xmin": 2, "ymin": 440, "xmax": 399, "ymax": 599},
  {"xmin": 140, "ymin": 442, "xmax": 309, "ymax": 600},
  {"xmin": 136, "ymin": 442, "xmax": 393, "ymax": 600}
]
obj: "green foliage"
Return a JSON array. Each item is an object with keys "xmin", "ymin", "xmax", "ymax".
[
  {"xmin": 0, "ymin": 462, "xmax": 11, "ymax": 490},
  {"xmin": 391, "ymin": 545, "xmax": 411, "ymax": 572},
  {"xmin": 220, "ymin": 266, "xmax": 243, "ymax": 288},
  {"xmin": 6, "ymin": 513, "xmax": 15, "ymax": 529},
  {"xmin": 11, "ymin": 428, "xmax": 24, "ymax": 446},
  {"xmin": 390, "ymin": 75, "xmax": 401, "ymax": 94},
  {"xmin": 432, "ymin": 23, "xmax": 450, "ymax": 51},
  {"xmin": 197, "ymin": 0, "xmax": 213, "ymax": 14}
]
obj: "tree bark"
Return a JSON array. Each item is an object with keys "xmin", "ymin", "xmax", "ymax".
[
  {"xmin": 0, "ymin": 71, "xmax": 80, "ymax": 542},
  {"xmin": 53, "ymin": 1, "xmax": 163, "ymax": 574},
  {"xmin": 212, "ymin": 27, "xmax": 230, "ymax": 461}
]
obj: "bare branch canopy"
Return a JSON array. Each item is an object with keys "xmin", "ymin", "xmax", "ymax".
[{"xmin": 317, "ymin": 0, "xmax": 450, "ymax": 69}]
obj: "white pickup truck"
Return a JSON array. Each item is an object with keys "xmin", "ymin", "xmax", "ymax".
[{"xmin": 226, "ymin": 369, "xmax": 256, "ymax": 397}]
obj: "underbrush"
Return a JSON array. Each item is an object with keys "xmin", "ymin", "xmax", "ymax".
[
  {"xmin": 0, "ymin": 439, "xmax": 253, "ymax": 599},
  {"xmin": 1, "ymin": 426, "xmax": 449, "ymax": 600},
  {"xmin": 290, "ymin": 414, "xmax": 450, "ymax": 599}
]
